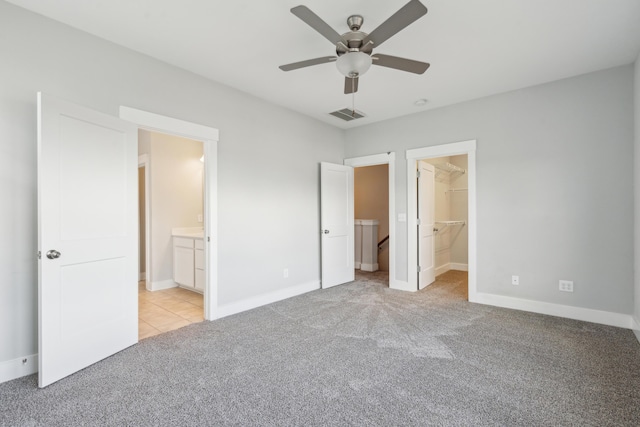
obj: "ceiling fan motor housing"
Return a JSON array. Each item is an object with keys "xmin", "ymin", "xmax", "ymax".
[
  {"xmin": 337, "ymin": 15, "xmax": 373, "ymax": 57},
  {"xmin": 347, "ymin": 15, "xmax": 364, "ymax": 31}
]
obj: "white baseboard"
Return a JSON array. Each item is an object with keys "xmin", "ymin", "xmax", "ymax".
[
  {"xmin": 435, "ymin": 263, "xmax": 450, "ymax": 277},
  {"xmin": 355, "ymin": 262, "xmax": 361, "ymax": 269},
  {"xmin": 0, "ymin": 354, "xmax": 38, "ymax": 385},
  {"xmin": 435, "ymin": 263, "xmax": 469, "ymax": 277},
  {"xmin": 139, "ymin": 272, "xmax": 146, "ymax": 281},
  {"xmin": 450, "ymin": 263, "xmax": 468, "ymax": 271},
  {"xmin": 361, "ymin": 263, "xmax": 379, "ymax": 272},
  {"xmin": 148, "ymin": 279, "xmax": 178, "ymax": 292},
  {"xmin": 216, "ymin": 281, "xmax": 320, "ymax": 319},
  {"xmin": 474, "ymin": 292, "xmax": 634, "ymax": 329}
]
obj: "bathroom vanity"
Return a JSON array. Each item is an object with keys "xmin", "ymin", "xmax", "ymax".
[{"xmin": 172, "ymin": 228, "xmax": 205, "ymax": 293}]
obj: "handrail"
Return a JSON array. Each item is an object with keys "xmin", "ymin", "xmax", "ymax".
[{"xmin": 378, "ymin": 235, "xmax": 389, "ymax": 250}]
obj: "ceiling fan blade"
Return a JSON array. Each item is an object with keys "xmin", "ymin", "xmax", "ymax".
[
  {"xmin": 362, "ymin": 0, "xmax": 427, "ymax": 48},
  {"xmin": 279, "ymin": 56, "xmax": 337, "ymax": 71},
  {"xmin": 344, "ymin": 76, "xmax": 359, "ymax": 94},
  {"xmin": 290, "ymin": 5, "xmax": 345, "ymax": 46},
  {"xmin": 372, "ymin": 54, "xmax": 430, "ymax": 74}
]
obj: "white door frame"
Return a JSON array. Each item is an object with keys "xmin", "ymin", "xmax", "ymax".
[
  {"xmin": 120, "ymin": 107, "xmax": 219, "ymax": 320},
  {"xmin": 137, "ymin": 155, "xmax": 150, "ymax": 284},
  {"xmin": 406, "ymin": 140, "xmax": 477, "ymax": 301},
  {"xmin": 344, "ymin": 152, "xmax": 400, "ymax": 289}
]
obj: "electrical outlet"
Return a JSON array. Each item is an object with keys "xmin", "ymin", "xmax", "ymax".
[
  {"xmin": 511, "ymin": 275, "xmax": 519, "ymax": 285},
  {"xmin": 283, "ymin": 268, "xmax": 289, "ymax": 279},
  {"xmin": 559, "ymin": 280, "xmax": 574, "ymax": 292}
]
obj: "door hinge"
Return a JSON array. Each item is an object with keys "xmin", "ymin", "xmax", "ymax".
[
  {"xmin": 417, "ymin": 265, "xmax": 421, "ymax": 273},
  {"xmin": 417, "ymin": 169, "xmax": 421, "ymax": 178},
  {"xmin": 416, "ymin": 218, "xmax": 421, "ymax": 225},
  {"xmin": 37, "ymin": 251, "xmax": 41, "ymax": 260}
]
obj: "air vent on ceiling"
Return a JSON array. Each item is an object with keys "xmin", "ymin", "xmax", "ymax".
[{"xmin": 329, "ymin": 108, "xmax": 366, "ymax": 122}]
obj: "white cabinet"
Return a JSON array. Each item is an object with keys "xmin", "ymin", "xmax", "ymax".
[
  {"xmin": 173, "ymin": 236, "xmax": 204, "ymax": 293},
  {"xmin": 194, "ymin": 239, "xmax": 205, "ymax": 292}
]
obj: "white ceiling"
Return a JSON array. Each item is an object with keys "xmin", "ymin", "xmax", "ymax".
[{"xmin": 7, "ymin": 0, "xmax": 640, "ymax": 129}]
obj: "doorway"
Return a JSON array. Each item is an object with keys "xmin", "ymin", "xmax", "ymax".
[
  {"xmin": 406, "ymin": 140, "xmax": 477, "ymax": 300},
  {"xmin": 344, "ymin": 152, "xmax": 397, "ymax": 289},
  {"xmin": 418, "ymin": 155, "xmax": 469, "ymax": 295},
  {"xmin": 137, "ymin": 130, "xmax": 205, "ymax": 339},
  {"xmin": 120, "ymin": 106, "xmax": 219, "ymax": 320},
  {"xmin": 354, "ymin": 164, "xmax": 390, "ymax": 286}
]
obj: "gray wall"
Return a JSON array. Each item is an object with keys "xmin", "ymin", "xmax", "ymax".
[
  {"xmin": 0, "ymin": 2, "xmax": 343, "ymax": 365},
  {"xmin": 345, "ymin": 66, "xmax": 634, "ymax": 314}
]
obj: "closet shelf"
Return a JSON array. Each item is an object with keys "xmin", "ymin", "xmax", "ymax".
[
  {"xmin": 445, "ymin": 188, "xmax": 468, "ymax": 193},
  {"xmin": 434, "ymin": 162, "xmax": 466, "ymax": 182},
  {"xmin": 434, "ymin": 220, "xmax": 466, "ymax": 233}
]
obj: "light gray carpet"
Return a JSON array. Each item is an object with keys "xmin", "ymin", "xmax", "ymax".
[{"xmin": 2, "ymin": 270, "xmax": 640, "ymax": 426}]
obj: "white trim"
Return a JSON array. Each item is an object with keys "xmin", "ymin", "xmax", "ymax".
[
  {"xmin": 216, "ymin": 281, "xmax": 320, "ymax": 319},
  {"xmin": 450, "ymin": 263, "xmax": 468, "ymax": 271},
  {"xmin": 474, "ymin": 292, "xmax": 634, "ymax": 329},
  {"xmin": 360, "ymin": 263, "xmax": 379, "ymax": 272},
  {"xmin": 148, "ymin": 279, "xmax": 178, "ymax": 292},
  {"xmin": 137, "ymin": 154, "xmax": 150, "ymax": 285},
  {"xmin": 406, "ymin": 140, "xmax": 477, "ymax": 298},
  {"xmin": 344, "ymin": 152, "xmax": 400, "ymax": 289},
  {"xmin": 139, "ymin": 273, "xmax": 145, "ymax": 281},
  {"xmin": 0, "ymin": 354, "xmax": 38, "ymax": 384},
  {"xmin": 120, "ymin": 106, "xmax": 219, "ymax": 321},
  {"xmin": 435, "ymin": 263, "xmax": 450, "ymax": 277},
  {"xmin": 434, "ymin": 261, "xmax": 471, "ymax": 279},
  {"xmin": 120, "ymin": 106, "xmax": 219, "ymax": 141}
]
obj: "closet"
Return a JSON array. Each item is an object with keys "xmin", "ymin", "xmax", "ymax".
[{"xmin": 425, "ymin": 156, "xmax": 469, "ymax": 276}]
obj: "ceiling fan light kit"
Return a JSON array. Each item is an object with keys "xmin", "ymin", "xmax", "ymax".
[
  {"xmin": 336, "ymin": 52, "xmax": 372, "ymax": 77},
  {"xmin": 279, "ymin": 0, "xmax": 430, "ymax": 95}
]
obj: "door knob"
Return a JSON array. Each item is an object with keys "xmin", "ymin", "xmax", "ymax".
[
  {"xmin": 46, "ymin": 250, "xmax": 61, "ymax": 260},
  {"xmin": 323, "ymin": 230, "xmax": 330, "ymax": 234}
]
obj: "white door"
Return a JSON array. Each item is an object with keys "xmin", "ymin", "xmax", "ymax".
[
  {"xmin": 37, "ymin": 93, "xmax": 138, "ymax": 387},
  {"xmin": 418, "ymin": 161, "xmax": 435, "ymax": 290},
  {"xmin": 320, "ymin": 162, "xmax": 354, "ymax": 288}
]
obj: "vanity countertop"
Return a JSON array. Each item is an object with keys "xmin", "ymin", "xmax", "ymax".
[{"xmin": 172, "ymin": 227, "xmax": 204, "ymax": 239}]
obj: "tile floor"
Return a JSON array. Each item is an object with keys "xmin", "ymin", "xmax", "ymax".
[{"xmin": 138, "ymin": 282, "xmax": 204, "ymax": 340}]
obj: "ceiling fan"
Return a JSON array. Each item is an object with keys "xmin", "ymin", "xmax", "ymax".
[{"xmin": 279, "ymin": 0, "xmax": 430, "ymax": 94}]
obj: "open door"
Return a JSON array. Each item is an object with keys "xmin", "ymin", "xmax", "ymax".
[
  {"xmin": 320, "ymin": 162, "xmax": 354, "ymax": 288},
  {"xmin": 37, "ymin": 93, "xmax": 138, "ymax": 387},
  {"xmin": 418, "ymin": 161, "xmax": 435, "ymax": 290}
]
